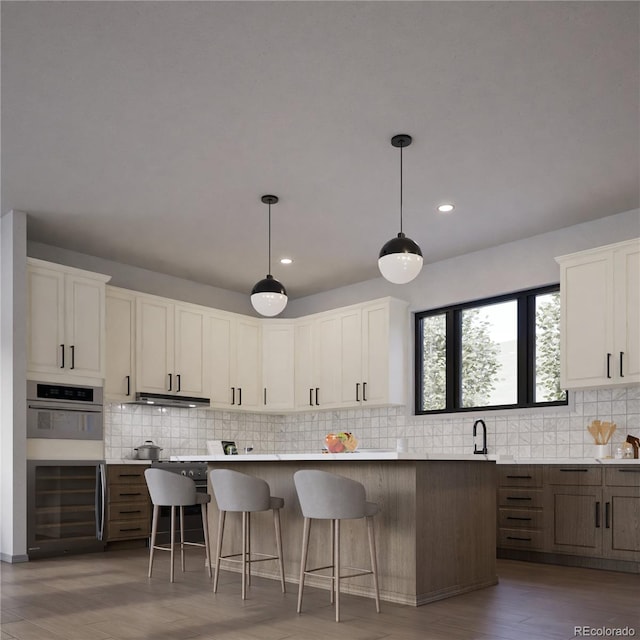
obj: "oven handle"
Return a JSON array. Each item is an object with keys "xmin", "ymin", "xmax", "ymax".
[{"xmin": 28, "ymin": 403, "xmax": 103, "ymax": 413}]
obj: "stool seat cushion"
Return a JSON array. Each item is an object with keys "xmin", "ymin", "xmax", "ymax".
[
  {"xmin": 210, "ymin": 469, "xmax": 282, "ymax": 513},
  {"xmin": 270, "ymin": 496, "xmax": 284, "ymax": 510},
  {"xmin": 196, "ymin": 492, "xmax": 212, "ymax": 505},
  {"xmin": 145, "ymin": 468, "xmax": 199, "ymax": 507},
  {"xmin": 365, "ymin": 501, "xmax": 379, "ymax": 517}
]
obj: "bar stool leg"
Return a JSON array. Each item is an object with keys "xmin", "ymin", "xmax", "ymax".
[
  {"xmin": 247, "ymin": 513, "xmax": 252, "ymax": 587},
  {"xmin": 170, "ymin": 506, "xmax": 176, "ymax": 584},
  {"xmin": 273, "ymin": 509, "xmax": 285, "ymax": 593},
  {"xmin": 329, "ymin": 520, "xmax": 335, "ymax": 604},
  {"xmin": 213, "ymin": 510, "xmax": 225, "ymax": 593},
  {"xmin": 241, "ymin": 511, "xmax": 248, "ymax": 600},
  {"xmin": 297, "ymin": 517, "xmax": 311, "ymax": 613},
  {"xmin": 334, "ymin": 519, "xmax": 341, "ymax": 623},
  {"xmin": 148, "ymin": 504, "xmax": 159, "ymax": 578},
  {"xmin": 201, "ymin": 503, "xmax": 212, "ymax": 578},
  {"xmin": 367, "ymin": 516, "xmax": 381, "ymax": 613},
  {"xmin": 180, "ymin": 506, "xmax": 186, "ymax": 572}
]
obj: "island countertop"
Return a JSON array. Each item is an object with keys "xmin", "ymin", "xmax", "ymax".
[{"xmin": 170, "ymin": 452, "xmax": 500, "ymax": 462}]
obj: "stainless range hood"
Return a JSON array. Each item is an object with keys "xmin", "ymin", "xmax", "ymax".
[{"xmin": 130, "ymin": 392, "xmax": 210, "ymax": 409}]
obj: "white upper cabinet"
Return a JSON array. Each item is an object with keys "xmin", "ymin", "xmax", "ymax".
[
  {"xmin": 557, "ymin": 238, "xmax": 640, "ymax": 389},
  {"xmin": 27, "ymin": 259, "xmax": 110, "ymax": 384},
  {"xmin": 261, "ymin": 321, "xmax": 295, "ymax": 411},
  {"xmin": 294, "ymin": 298, "xmax": 408, "ymax": 410},
  {"xmin": 207, "ymin": 311, "xmax": 261, "ymax": 410},
  {"xmin": 136, "ymin": 295, "xmax": 208, "ymax": 397},
  {"xmin": 105, "ymin": 287, "xmax": 136, "ymax": 401}
]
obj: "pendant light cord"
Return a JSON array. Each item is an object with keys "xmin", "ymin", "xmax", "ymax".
[
  {"xmin": 399, "ymin": 145, "xmax": 404, "ymax": 235},
  {"xmin": 268, "ymin": 201, "xmax": 272, "ymax": 276}
]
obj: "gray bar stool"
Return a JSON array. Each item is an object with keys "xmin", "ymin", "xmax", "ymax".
[
  {"xmin": 209, "ymin": 469, "xmax": 286, "ymax": 600},
  {"xmin": 293, "ymin": 469, "xmax": 380, "ymax": 622},
  {"xmin": 144, "ymin": 468, "xmax": 212, "ymax": 583}
]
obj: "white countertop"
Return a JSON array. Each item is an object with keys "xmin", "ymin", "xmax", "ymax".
[
  {"xmin": 105, "ymin": 459, "xmax": 152, "ymax": 465},
  {"xmin": 169, "ymin": 452, "xmax": 640, "ymax": 464}
]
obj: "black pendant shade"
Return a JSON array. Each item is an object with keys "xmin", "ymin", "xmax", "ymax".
[
  {"xmin": 378, "ymin": 232, "xmax": 423, "ymax": 259},
  {"xmin": 251, "ymin": 273, "xmax": 287, "ymax": 297}
]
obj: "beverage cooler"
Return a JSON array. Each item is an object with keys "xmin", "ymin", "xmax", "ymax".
[{"xmin": 27, "ymin": 460, "xmax": 106, "ymax": 559}]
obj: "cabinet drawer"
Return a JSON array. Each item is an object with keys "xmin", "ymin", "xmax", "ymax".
[
  {"xmin": 107, "ymin": 518, "xmax": 150, "ymax": 541},
  {"xmin": 498, "ymin": 466, "xmax": 542, "ymax": 487},
  {"xmin": 108, "ymin": 465, "xmax": 148, "ymax": 484},
  {"xmin": 108, "ymin": 502, "xmax": 150, "ymax": 521},
  {"xmin": 498, "ymin": 508, "xmax": 544, "ymax": 530},
  {"xmin": 605, "ymin": 466, "xmax": 640, "ymax": 487},
  {"xmin": 109, "ymin": 484, "xmax": 149, "ymax": 502},
  {"xmin": 545, "ymin": 466, "xmax": 602, "ymax": 485},
  {"xmin": 498, "ymin": 488, "xmax": 543, "ymax": 508},
  {"xmin": 498, "ymin": 528, "xmax": 544, "ymax": 550}
]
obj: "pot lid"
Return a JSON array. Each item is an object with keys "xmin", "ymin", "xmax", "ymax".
[{"xmin": 135, "ymin": 440, "xmax": 163, "ymax": 450}]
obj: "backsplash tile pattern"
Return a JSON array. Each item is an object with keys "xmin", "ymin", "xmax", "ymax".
[{"xmin": 105, "ymin": 385, "xmax": 639, "ymax": 460}]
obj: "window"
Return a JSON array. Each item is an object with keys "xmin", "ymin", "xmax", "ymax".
[{"xmin": 415, "ymin": 286, "xmax": 567, "ymax": 414}]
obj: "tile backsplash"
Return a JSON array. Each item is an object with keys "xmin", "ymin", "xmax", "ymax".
[{"xmin": 105, "ymin": 385, "xmax": 639, "ymax": 460}]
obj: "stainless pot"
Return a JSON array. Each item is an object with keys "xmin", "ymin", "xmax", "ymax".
[{"xmin": 134, "ymin": 440, "xmax": 163, "ymax": 460}]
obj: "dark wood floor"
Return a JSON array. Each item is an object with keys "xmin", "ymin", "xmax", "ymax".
[{"xmin": 1, "ymin": 549, "xmax": 638, "ymax": 640}]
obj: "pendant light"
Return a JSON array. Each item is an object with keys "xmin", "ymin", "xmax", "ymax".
[
  {"xmin": 378, "ymin": 134, "xmax": 423, "ymax": 284},
  {"xmin": 251, "ymin": 195, "xmax": 288, "ymax": 317}
]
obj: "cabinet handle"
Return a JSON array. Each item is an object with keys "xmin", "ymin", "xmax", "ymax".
[
  {"xmin": 356, "ymin": 383, "xmax": 360, "ymax": 402},
  {"xmin": 120, "ymin": 527, "xmax": 143, "ymax": 532},
  {"xmin": 363, "ymin": 382, "xmax": 367, "ymax": 401},
  {"xmin": 506, "ymin": 535, "xmax": 532, "ymax": 541},
  {"xmin": 264, "ymin": 388, "xmax": 267, "ymax": 405},
  {"xmin": 506, "ymin": 475, "xmax": 532, "ymax": 479},
  {"xmin": 506, "ymin": 516, "xmax": 532, "ymax": 521},
  {"xmin": 120, "ymin": 509, "xmax": 142, "ymax": 515},
  {"xmin": 559, "ymin": 468, "xmax": 588, "ymax": 472},
  {"xmin": 618, "ymin": 469, "xmax": 640, "ymax": 473},
  {"xmin": 60, "ymin": 344, "xmax": 65, "ymax": 368},
  {"xmin": 70, "ymin": 345, "xmax": 75, "ymax": 369},
  {"xmin": 238, "ymin": 388, "xmax": 242, "ymax": 406},
  {"xmin": 176, "ymin": 374, "xmax": 181, "ymax": 392},
  {"xmin": 120, "ymin": 492, "xmax": 143, "ymax": 497},
  {"xmin": 620, "ymin": 351, "xmax": 624, "ymax": 377},
  {"xmin": 315, "ymin": 388, "xmax": 320, "ymax": 406},
  {"xmin": 506, "ymin": 496, "xmax": 532, "ymax": 501},
  {"xmin": 605, "ymin": 501, "xmax": 610, "ymax": 529},
  {"xmin": 309, "ymin": 388, "xmax": 313, "ymax": 407},
  {"xmin": 595, "ymin": 501, "xmax": 601, "ymax": 528},
  {"xmin": 606, "ymin": 353, "xmax": 612, "ymax": 378},
  {"xmin": 231, "ymin": 387, "xmax": 236, "ymax": 405},
  {"xmin": 126, "ymin": 375, "xmax": 131, "ymax": 396},
  {"xmin": 168, "ymin": 373, "xmax": 172, "ymax": 391}
]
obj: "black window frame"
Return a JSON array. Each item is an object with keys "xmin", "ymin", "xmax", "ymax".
[{"xmin": 414, "ymin": 284, "xmax": 568, "ymax": 415}]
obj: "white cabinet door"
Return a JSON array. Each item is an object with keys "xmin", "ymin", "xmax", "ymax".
[
  {"xmin": 361, "ymin": 301, "xmax": 391, "ymax": 405},
  {"xmin": 28, "ymin": 265, "xmax": 65, "ymax": 374},
  {"xmin": 558, "ymin": 238, "xmax": 640, "ymax": 389},
  {"xmin": 314, "ymin": 314, "xmax": 341, "ymax": 408},
  {"xmin": 136, "ymin": 297, "xmax": 174, "ymax": 394},
  {"xmin": 262, "ymin": 322, "xmax": 295, "ymax": 410},
  {"xmin": 614, "ymin": 242, "xmax": 640, "ymax": 384},
  {"xmin": 174, "ymin": 305, "xmax": 207, "ymax": 397},
  {"xmin": 294, "ymin": 320, "xmax": 316, "ymax": 410},
  {"xmin": 105, "ymin": 287, "xmax": 135, "ymax": 401},
  {"xmin": 233, "ymin": 317, "xmax": 261, "ymax": 409},
  {"xmin": 208, "ymin": 312, "xmax": 234, "ymax": 407},
  {"xmin": 339, "ymin": 308, "xmax": 363, "ymax": 407},
  {"xmin": 27, "ymin": 259, "xmax": 109, "ymax": 383}
]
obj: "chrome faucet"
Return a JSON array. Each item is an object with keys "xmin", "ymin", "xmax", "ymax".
[{"xmin": 473, "ymin": 419, "xmax": 488, "ymax": 455}]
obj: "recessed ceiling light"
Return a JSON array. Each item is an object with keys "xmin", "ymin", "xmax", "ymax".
[
  {"xmin": 437, "ymin": 203, "xmax": 455, "ymax": 213},
  {"xmin": 280, "ymin": 257, "xmax": 293, "ymax": 265}
]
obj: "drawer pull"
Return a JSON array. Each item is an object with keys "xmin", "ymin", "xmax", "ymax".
[
  {"xmin": 618, "ymin": 469, "xmax": 640, "ymax": 473},
  {"xmin": 559, "ymin": 468, "xmax": 588, "ymax": 472},
  {"xmin": 120, "ymin": 527, "xmax": 143, "ymax": 532},
  {"xmin": 506, "ymin": 536, "xmax": 532, "ymax": 541},
  {"xmin": 119, "ymin": 492, "xmax": 143, "ymax": 497},
  {"xmin": 120, "ymin": 509, "xmax": 142, "ymax": 515},
  {"xmin": 117, "ymin": 474, "xmax": 141, "ymax": 478},
  {"xmin": 506, "ymin": 516, "xmax": 532, "ymax": 521},
  {"xmin": 506, "ymin": 475, "xmax": 532, "ymax": 479},
  {"xmin": 506, "ymin": 496, "xmax": 532, "ymax": 501}
]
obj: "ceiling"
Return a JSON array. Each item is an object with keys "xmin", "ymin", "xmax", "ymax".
[{"xmin": 2, "ymin": 1, "xmax": 639, "ymax": 298}]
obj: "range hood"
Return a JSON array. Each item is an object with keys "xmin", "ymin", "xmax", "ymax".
[{"xmin": 130, "ymin": 392, "xmax": 210, "ymax": 409}]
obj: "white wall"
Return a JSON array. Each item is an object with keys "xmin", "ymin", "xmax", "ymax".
[
  {"xmin": 1, "ymin": 211, "xmax": 28, "ymax": 563},
  {"xmin": 27, "ymin": 241, "xmax": 255, "ymax": 316},
  {"xmin": 286, "ymin": 208, "xmax": 640, "ymax": 317}
]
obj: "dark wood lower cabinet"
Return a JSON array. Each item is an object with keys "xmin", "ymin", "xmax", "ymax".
[{"xmin": 497, "ymin": 464, "xmax": 640, "ymax": 573}]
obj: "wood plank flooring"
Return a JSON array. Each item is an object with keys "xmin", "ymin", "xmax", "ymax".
[{"xmin": 1, "ymin": 549, "xmax": 638, "ymax": 640}]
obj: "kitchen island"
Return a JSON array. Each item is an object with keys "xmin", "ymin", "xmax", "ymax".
[{"xmin": 172, "ymin": 453, "xmax": 497, "ymax": 606}]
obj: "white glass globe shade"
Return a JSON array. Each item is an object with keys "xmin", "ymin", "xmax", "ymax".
[
  {"xmin": 251, "ymin": 292, "xmax": 288, "ymax": 317},
  {"xmin": 378, "ymin": 252, "xmax": 423, "ymax": 284}
]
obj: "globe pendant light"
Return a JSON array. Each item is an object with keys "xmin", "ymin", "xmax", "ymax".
[
  {"xmin": 378, "ymin": 134, "xmax": 423, "ymax": 284},
  {"xmin": 251, "ymin": 195, "xmax": 288, "ymax": 317}
]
